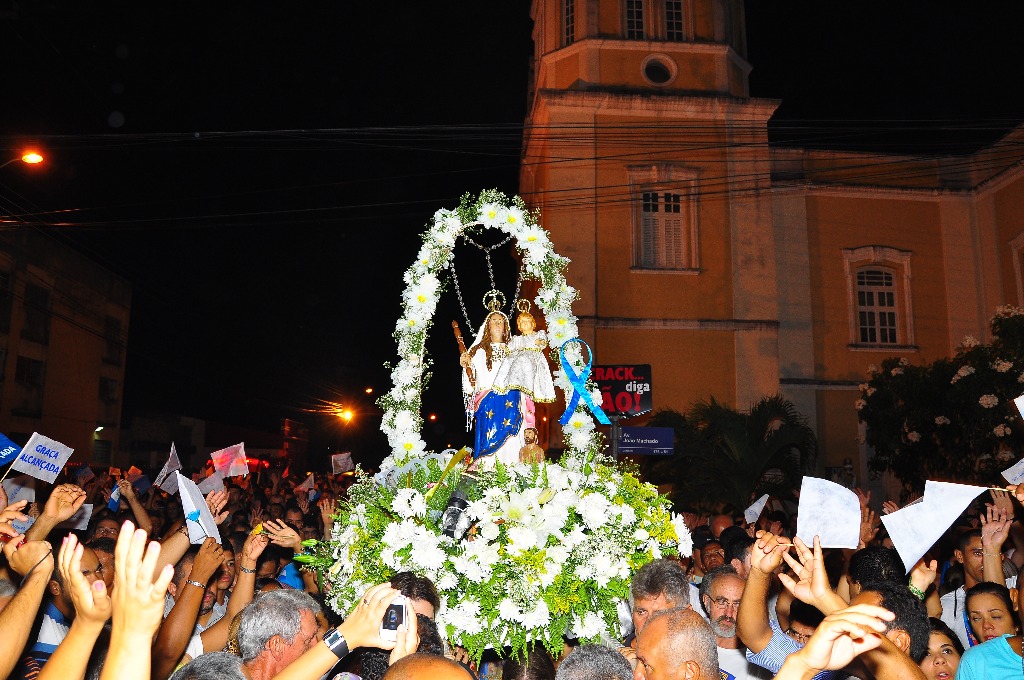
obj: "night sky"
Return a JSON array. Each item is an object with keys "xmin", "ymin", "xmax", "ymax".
[{"xmin": 2, "ymin": 2, "xmax": 1023, "ymax": 465}]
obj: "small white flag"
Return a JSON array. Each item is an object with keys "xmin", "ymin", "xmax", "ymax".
[
  {"xmin": 176, "ymin": 471, "xmax": 222, "ymax": 545},
  {"xmin": 882, "ymin": 480, "xmax": 987, "ymax": 572},
  {"xmin": 295, "ymin": 474, "xmax": 315, "ymax": 493},
  {"xmin": 796, "ymin": 477, "xmax": 861, "ymax": 549},
  {"xmin": 11, "ymin": 433, "xmax": 74, "ymax": 484},
  {"xmin": 196, "ymin": 471, "xmax": 225, "ymax": 495},
  {"xmin": 744, "ymin": 494, "xmax": 770, "ymax": 525},
  {"xmin": 210, "ymin": 443, "xmax": 248, "ymax": 478},
  {"xmin": 154, "ymin": 443, "xmax": 182, "ymax": 494},
  {"xmin": 331, "ymin": 452, "xmax": 354, "ymax": 475},
  {"xmin": 1002, "ymin": 458, "xmax": 1024, "ymax": 486}
]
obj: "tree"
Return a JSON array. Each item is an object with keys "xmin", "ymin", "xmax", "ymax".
[
  {"xmin": 857, "ymin": 305, "xmax": 1024, "ymax": 491},
  {"xmin": 644, "ymin": 395, "xmax": 817, "ymax": 511}
]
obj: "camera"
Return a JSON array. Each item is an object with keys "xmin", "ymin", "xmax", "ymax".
[{"xmin": 379, "ymin": 595, "xmax": 408, "ymax": 642}]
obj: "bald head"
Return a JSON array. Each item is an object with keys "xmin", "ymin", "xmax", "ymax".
[
  {"xmin": 635, "ymin": 608, "xmax": 719, "ymax": 680},
  {"xmin": 383, "ymin": 653, "xmax": 473, "ymax": 680}
]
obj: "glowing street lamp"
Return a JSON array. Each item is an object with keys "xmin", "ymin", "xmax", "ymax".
[
  {"xmin": 339, "ymin": 409, "xmax": 353, "ymax": 423},
  {"xmin": 0, "ymin": 152, "xmax": 44, "ymax": 171}
]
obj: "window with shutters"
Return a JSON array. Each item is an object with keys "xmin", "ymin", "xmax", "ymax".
[
  {"xmin": 842, "ymin": 246, "xmax": 915, "ymax": 349},
  {"xmin": 630, "ymin": 165, "xmax": 700, "ymax": 271}
]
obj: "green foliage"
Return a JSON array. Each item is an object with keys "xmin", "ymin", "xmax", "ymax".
[
  {"xmin": 643, "ymin": 395, "xmax": 817, "ymax": 511},
  {"xmin": 857, "ymin": 306, "xmax": 1024, "ymax": 491}
]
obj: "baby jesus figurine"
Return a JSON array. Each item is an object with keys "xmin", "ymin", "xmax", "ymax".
[
  {"xmin": 492, "ymin": 301, "xmax": 556, "ymax": 406},
  {"xmin": 519, "ymin": 427, "xmax": 545, "ymax": 464}
]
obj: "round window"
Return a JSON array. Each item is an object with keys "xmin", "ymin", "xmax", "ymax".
[{"xmin": 641, "ymin": 55, "xmax": 677, "ymax": 87}]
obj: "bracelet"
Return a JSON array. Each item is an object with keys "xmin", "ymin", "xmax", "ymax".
[
  {"xmin": 239, "ymin": 566, "xmax": 256, "ymax": 574},
  {"xmin": 907, "ymin": 580, "xmax": 926, "ymax": 600},
  {"xmin": 983, "ymin": 552, "xmax": 1001, "ymax": 557},
  {"xmin": 185, "ymin": 579, "xmax": 207, "ymax": 589}
]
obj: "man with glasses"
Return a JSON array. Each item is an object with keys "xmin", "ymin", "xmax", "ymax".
[{"xmin": 700, "ymin": 565, "xmax": 770, "ymax": 679}]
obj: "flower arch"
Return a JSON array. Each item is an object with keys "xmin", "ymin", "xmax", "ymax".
[{"xmin": 306, "ymin": 190, "xmax": 691, "ymax": 662}]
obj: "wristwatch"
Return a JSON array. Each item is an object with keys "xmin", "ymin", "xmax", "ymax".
[{"xmin": 323, "ymin": 627, "xmax": 350, "ymax": 658}]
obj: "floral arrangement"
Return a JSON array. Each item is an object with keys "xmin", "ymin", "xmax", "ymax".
[
  {"xmin": 303, "ymin": 451, "xmax": 690, "ymax": 661},
  {"xmin": 857, "ymin": 305, "xmax": 1024, "ymax": 490},
  {"xmin": 302, "ymin": 190, "xmax": 691, "ymax": 661}
]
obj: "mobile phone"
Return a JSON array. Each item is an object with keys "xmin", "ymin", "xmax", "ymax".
[{"xmin": 380, "ymin": 595, "xmax": 407, "ymax": 642}]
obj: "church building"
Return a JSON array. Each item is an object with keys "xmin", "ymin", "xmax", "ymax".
[{"xmin": 520, "ymin": 0, "xmax": 1024, "ymax": 486}]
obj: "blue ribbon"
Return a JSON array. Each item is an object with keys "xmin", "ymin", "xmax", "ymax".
[{"xmin": 559, "ymin": 338, "xmax": 611, "ymax": 426}]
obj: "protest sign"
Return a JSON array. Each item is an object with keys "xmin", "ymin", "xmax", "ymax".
[
  {"xmin": 594, "ymin": 364, "xmax": 652, "ymax": 417},
  {"xmin": 126, "ymin": 466, "xmax": 143, "ymax": 483},
  {"xmin": 1002, "ymin": 458, "xmax": 1024, "ymax": 486},
  {"xmin": 132, "ymin": 475, "xmax": 152, "ymax": 497},
  {"xmin": 154, "ymin": 444, "xmax": 182, "ymax": 494},
  {"xmin": 210, "ymin": 443, "xmax": 248, "ymax": 478},
  {"xmin": 108, "ymin": 467, "xmax": 122, "ymax": 479},
  {"xmin": 295, "ymin": 474, "xmax": 314, "ymax": 493},
  {"xmin": 11, "ymin": 515, "xmax": 34, "ymax": 536},
  {"xmin": 176, "ymin": 472, "xmax": 221, "ymax": 545},
  {"xmin": 11, "ymin": 433, "xmax": 74, "ymax": 484},
  {"xmin": 796, "ymin": 477, "xmax": 861, "ymax": 549}
]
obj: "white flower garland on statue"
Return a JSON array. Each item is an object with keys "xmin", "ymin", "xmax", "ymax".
[
  {"xmin": 306, "ymin": 190, "xmax": 691, "ymax": 663},
  {"xmin": 379, "ymin": 189, "xmax": 600, "ymax": 473}
]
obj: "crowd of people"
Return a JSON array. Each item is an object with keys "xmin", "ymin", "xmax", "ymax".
[{"xmin": 2, "ymin": 464, "xmax": 1024, "ymax": 680}]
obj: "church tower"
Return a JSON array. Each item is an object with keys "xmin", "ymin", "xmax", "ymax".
[{"xmin": 521, "ymin": 0, "xmax": 781, "ymax": 414}]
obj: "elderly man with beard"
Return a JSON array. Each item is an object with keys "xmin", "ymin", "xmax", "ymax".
[{"xmin": 700, "ymin": 565, "xmax": 770, "ymax": 679}]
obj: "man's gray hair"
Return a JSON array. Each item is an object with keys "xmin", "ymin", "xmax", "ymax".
[
  {"xmin": 555, "ymin": 644, "xmax": 633, "ymax": 680},
  {"xmin": 645, "ymin": 608, "xmax": 718, "ymax": 676},
  {"xmin": 698, "ymin": 564, "xmax": 739, "ymax": 609},
  {"xmin": 169, "ymin": 652, "xmax": 247, "ymax": 680},
  {"xmin": 629, "ymin": 558, "xmax": 690, "ymax": 608},
  {"xmin": 237, "ymin": 589, "xmax": 321, "ymax": 663}
]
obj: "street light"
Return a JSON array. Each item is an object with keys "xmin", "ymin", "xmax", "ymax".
[{"xmin": 0, "ymin": 152, "xmax": 44, "ymax": 171}]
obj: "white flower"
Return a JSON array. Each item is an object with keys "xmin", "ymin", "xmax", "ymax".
[
  {"xmin": 578, "ymin": 492, "xmax": 611, "ymax": 530},
  {"xmin": 506, "ymin": 525, "xmax": 539, "ymax": 552},
  {"xmin": 890, "ymin": 367, "xmax": 904, "ymax": 376},
  {"xmin": 951, "ymin": 365, "xmax": 975, "ymax": 384},
  {"xmin": 478, "ymin": 202, "xmax": 502, "ymax": 227},
  {"xmin": 568, "ymin": 428, "xmax": 594, "ymax": 452},
  {"xmin": 392, "ymin": 410, "xmax": 417, "ymax": 433},
  {"xmin": 498, "ymin": 599, "xmax": 521, "ymax": 622},
  {"xmin": 980, "ymin": 394, "xmax": 1000, "ymax": 408},
  {"xmin": 898, "ymin": 357, "xmax": 909, "ymax": 366},
  {"xmin": 519, "ymin": 599, "xmax": 551, "ymax": 630},
  {"xmin": 906, "ymin": 431, "xmax": 921, "ymax": 443},
  {"xmin": 546, "ymin": 545, "xmax": 569, "ymax": 565},
  {"xmin": 994, "ymin": 424, "xmax": 1012, "ymax": 437},
  {"xmin": 865, "ymin": 387, "xmax": 876, "ymax": 396},
  {"xmin": 479, "ymin": 521, "xmax": 500, "ymax": 541},
  {"xmin": 671, "ymin": 514, "xmax": 693, "ymax": 555},
  {"xmin": 436, "ymin": 572, "xmax": 457, "ymax": 592},
  {"xmin": 868, "ymin": 364, "xmax": 879, "ymax": 374},
  {"xmin": 962, "ymin": 335, "xmax": 981, "ymax": 349},
  {"xmin": 503, "ymin": 491, "xmax": 535, "ymax": 523},
  {"xmin": 566, "ymin": 410, "xmax": 595, "ymax": 434},
  {"xmin": 505, "ymin": 206, "xmax": 525, "ymax": 231},
  {"xmin": 935, "ymin": 416, "xmax": 950, "ymax": 425},
  {"xmin": 854, "ymin": 399, "xmax": 867, "ymax": 411},
  {"xmin": 858, "ymin": 383, "xmax": 869, "ymax": 392},
  {"xmin": 573, "ymin": 611, "xmax": 606, "ymax": 640},
  {"xmin": 995, "ymin": 360, "xmax": 1014, "ymax": 373},
  {"xmin": 591, "ymin": 553, "xmax": 614, "ymax": 587},
  {"xmin": 391, "ymin": 488, "xmax": 427, "ymax": 519}
]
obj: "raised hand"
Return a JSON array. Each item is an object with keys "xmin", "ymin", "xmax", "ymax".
[
  {"xmin": 980, "ymin": 503, "xmax": 1012, "ymax": 551},
  {"xmin": 296, "ymin": 493, "xmax": 310, "ymax": 515},
  {"xmin": 390, "ymin": 604, "xmax": 420, "ymax": 665},
  {"xmin": 990, "ymin": 489, "xmax": 1015, "ymax": 517},
  {"xmin": 751, "ymin": 530, "xmax": 790, "ymax": 575},
  {"xmin": 241, "ymin": 531, "xmax": 270, "ymax": 565},
  {"xmin": 858, "ymin": 507, "xmax": 879, "ymax": 548},
  {"xmin": 58, "ymin": 534, "xmax": 112, "ymax": 626},
  {"xmin": 779, "ymin": 536, "xmax": 843, "ymax": 614},
  {"xmin": 263, "ymin": 519, "xmax": 302, "ymax": 551},
  {"xmin": 42, "ymin": 484, "xmax": 86, "ymax": 523},
  {"xmin": 4, "ymin": 535, "xmax": 53, "ymax": 578},
  {"xmin": 318, "ymin": 497, "xmax": 336, "ymax": 527},
  {"xmin": 190, "ymin": 537, "xmax": 226, "ymax": 584},
  {"xmin": 205, "ymin": 489, "xmax": 230, "ymax": 525},
  {"xmin": 787, "ymin": 604, "xmax": 893, "ymax": 673},
  {"xmin": 116, "ymin": 479, "xmax": 135, "ymax": 502},
  {"xmin": 0, "ymin": 499, "xmax": 30, "ymax": 529},
  {"xmin": 881, "ymin": 500, "xmax": 900, "ymax": 515},
  {"xmin": 854, "ymin": 488, "xmax": 871, "ymax": 510},
  {"xmin": 910, "ymin": 558, "xmax": 938, "ymax": 594},
  {"xmin": 339, "ymin": 583, "xmax": 402, "ymax": 650}
]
